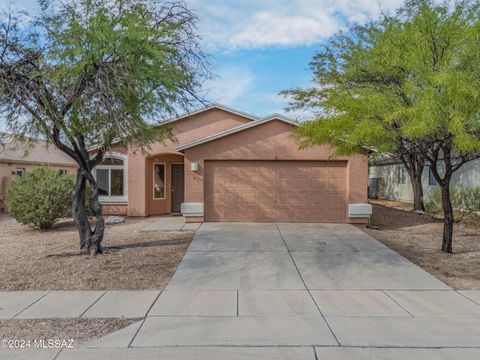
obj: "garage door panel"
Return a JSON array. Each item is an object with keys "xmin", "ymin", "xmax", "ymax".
[
  {"xmin": 311, "ymin": 177, "xmax": 328, "ymax": 190},
  {"xmin": 292, "ymin": 193, "xmax": 309, "ymax": 207},
  {"xmin": 256, "ymin": 207, "xmax": 280, "ymax": 222},
  {"xmin": 293, "ymin": 177, "xmax": 310, "ymax": 190},
  {"xmin": 241, "ymin": 192, "xmax": 257, "ymax": 204},
  {"xmin": 292, "ymin": 211, "xmax": 311, "ymax": 222},
  {"xmin": 326, "ymin": 175, "xmax": 341, "ymax": 188},
  {"xmin": 224, "ymin": 192, "xmax": 240, "ymax": 204},
  {"xmin": 205, "ymin": 161, "xmax": 347, "ymax": 222},
  {"xmin": 310, "ymin": 208, "xmax": 328, "ymax": 220},
  {"xmin": 325, "ymin": 210, "xmax": 345, "ymax": 222},
  {"xmin": 256, "ymin": 192, "xmax": 275, "ymax": 203}
]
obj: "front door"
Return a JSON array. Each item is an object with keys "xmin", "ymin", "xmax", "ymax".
[{"xmin": 171, "ymin": 164, "xmax": 185, "ymax": 213}]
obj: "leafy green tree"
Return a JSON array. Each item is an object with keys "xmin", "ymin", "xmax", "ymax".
[
  {"xmin": 283, "ymin": 0, "xmax": 480, "ymax": 253},
  {"xmin": 0, "ymin": 0, "xmax": 209, "ymax": 255},
  {"xmin": 6, "ymin": 167, "xmax": 75, "ymax": 229},
  {"xmin": 282, "ymin": 15, "xmax": 430, "ymax": 212}
]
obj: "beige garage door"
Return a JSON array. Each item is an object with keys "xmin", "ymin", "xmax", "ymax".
[{"xmin": 204, "ymin": 160, "xmax": 347, "ymax": 222}]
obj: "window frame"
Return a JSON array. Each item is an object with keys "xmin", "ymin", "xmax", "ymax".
[
  {"xmin": 15, "ymin": 167, "xmax": 25, "ymax": 177},
  {"xmin": 153, "ymin": 162, "xmax": 166, "ymax": 200},
  {"xmin": 396, "ymin": 166, "xmax": 406, "ymax": 184},
  {"xmin": 94, "ymin": 151, "xmax": 128, "ymax": 203}
]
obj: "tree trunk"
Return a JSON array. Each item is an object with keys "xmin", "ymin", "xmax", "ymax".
[
  {"xmin": 411, "ymin": 172, "xmax": 425, "ymax": 212},
  {"xmin": 440, "ymin": 183, "xmax": 454, "ymax": 253},
  {"xmin": 400, "ymin": 155, "xmax": 425, "ymax": 212},
  {"xmin": 72, "ymin": 168, "xmax": 104, "ymax": 256},
  {"xmin": 86, "ymin": 176, "xmax": 105, "ymax": 256}
]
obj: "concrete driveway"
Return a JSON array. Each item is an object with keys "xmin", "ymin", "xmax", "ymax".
[
  {"xmin": 168, "ymin": 222, "xmax": 450, "ymax": 290},
  {"xmin": 13, "ymin": 222, "xmax": 480, "ymax": 359}
]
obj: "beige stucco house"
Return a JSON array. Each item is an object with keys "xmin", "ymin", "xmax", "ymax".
[
  {"xmin": 0, "ymin": 138, "xmax": 78, "ymax": 210},
  {"xmin": 96, "ymin": 104, "xmax": 372, "ymax": 224}
]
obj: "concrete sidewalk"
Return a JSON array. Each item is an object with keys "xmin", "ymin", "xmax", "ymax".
[
  {"xmin": 0, "ymin": 290, "xmax": 161, "ymax": 319},
  {"xmin": 142, "ymin": 216, "xmax": 200, "ymax": 231},
  {"xmin": 2, "ymin": 222, "xmax": 480, "ymax": 359}
]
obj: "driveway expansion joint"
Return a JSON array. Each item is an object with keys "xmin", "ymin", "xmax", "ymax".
[{"xmin": 274, "ymin": 222, "xmax": 341, "ymax": 347}]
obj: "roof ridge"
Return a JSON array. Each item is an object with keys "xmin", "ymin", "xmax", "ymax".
[{"xmin": 163, "ymin": 103, "xmax": 261, "ymax": 124}]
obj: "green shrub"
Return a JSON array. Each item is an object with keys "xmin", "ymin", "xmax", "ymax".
[
  {"xmin": 425, "ymin": 187, "xmax": 443, "ymax": 214},
  {"xmin": 425, "ymin": 184, "xmax": 480, "ymax": 221},
  {"xmin": 6, "ymin": 167, "xmax": 75, "ymax": 229}
]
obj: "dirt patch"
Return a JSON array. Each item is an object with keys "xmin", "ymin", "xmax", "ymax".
[
  {"xmin": 363, "ymin": 201, "xmax": 480, "ymax": 290},
  {"xmin": 0, "ymin": 318, "xmax": 138, "ymax": 347},
  {"xmin": 0, "ymin": 212, "xmax": 193, "ymax": 290}
]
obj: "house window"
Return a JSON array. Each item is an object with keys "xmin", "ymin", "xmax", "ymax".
[
  {"xmin": 153, "ymin": 164, "xmax": 165, "ymax": 199},
  {"xmin": 428, "ymin": 167, "xmax": 438, "ymax": 186},
  {"xmin": 94, "ymin": 153, "xmax": 128, "ymax": 202},
  {"xmin": 59, "ymin": 169, "xmax": 68, "ymax": 175},
  {"xmin": 396, "ymin": 166, "xmax": 406, "ymax": 184},
  {"xmin": 15, "ymin": 168, "xmax": 25, "ymax": 177}
]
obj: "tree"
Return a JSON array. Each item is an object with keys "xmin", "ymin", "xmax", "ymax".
[
  {"xmin": 283, "ymin": 0, "xmax": 480, "ymax": 253},
  {"xmin": 0, "ymin": 0, "xmax": 209, "ymax": 255},
  {"xmin": 392, "ymin": 0, "xmax": 480, "ymax": 253},
  {"xmin": 281, "ymin": 19, "xmax": 428, "ymax": 212}
]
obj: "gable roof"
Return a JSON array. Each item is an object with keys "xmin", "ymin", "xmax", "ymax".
[
  {"xmin": 176, "ymin": 114, "xmax": 298, "ymax": 151},
  {"xmin": 164, "ymin": 103, "xmax": 260, "ymax": 124},
  {"xmin": 0, "ymin": 138, "xmax": 77, "ymax": 166}
]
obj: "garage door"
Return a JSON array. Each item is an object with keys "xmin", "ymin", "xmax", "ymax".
[{"xmin": 204, "ymin": 160, "xmax": 347, "ymax": 222}]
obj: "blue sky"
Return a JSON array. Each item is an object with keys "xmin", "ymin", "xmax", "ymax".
[{"xmin": 0, "ymin": 0, "xmax": 405, "ymax": 121}]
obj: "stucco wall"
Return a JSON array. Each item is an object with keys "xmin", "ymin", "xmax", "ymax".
[
  {"xmin": 369, "ymin": 159, "xmax": 480, "ymax": 203},
  {"xmin": 102, "ymin": 204, "xmax": 128, "ymax": 216},
  {"xmin": 125, "ymin": 108, "xmax": 251, "ymax": 216},
  {"xmin": 142, "ymin": 108, "xmax": 252, "ymax": 156},
  {"xmin": 183, "ymin": 120, "xmax": 369, "ymax": 222},
  {"xmin": 127, "ymin": 151, "xmax": 147, "ymax": 216}
]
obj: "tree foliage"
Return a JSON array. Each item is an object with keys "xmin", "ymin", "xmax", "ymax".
[
  {"xmin": 283, "ymin": 0, "xmax": 480, "ymax": 252},
  {"xmin": 6, "ymin": 167, "xmax": 75, "ymax": 229},
  {"xmin": 426, "ymin": 184, "xmax": 480, "ymax": 222},
  {"xmin": 0, "ymin": 0, "xmax": 209, "ymax": 255}
]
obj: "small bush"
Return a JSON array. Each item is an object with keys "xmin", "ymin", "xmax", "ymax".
[
  {"xmin": 425, "ymin": 187, "xmax": 443, "ymax": 214},
  {"xmin": 6, "ymin": 167, "xmax": 75, "ymax": 229},
  {"xmin": 425, "ymin": 184, "xmax": 480, "ymax": 221}
]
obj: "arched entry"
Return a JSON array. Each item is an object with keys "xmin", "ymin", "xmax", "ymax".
[{"xmin": 146, "ymin": 153, "xmax": 184, "ymax": 216}]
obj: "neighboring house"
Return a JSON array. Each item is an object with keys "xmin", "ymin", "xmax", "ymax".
[
  {"xmin": 369, "ymin": 157, "xmax": 480, "ymax": 202},
  {"xmin": 0, "ymin": 138, "xmax": 78, "ymax": 210},
  {"xmin": 95, "ymin": 104, "xmax": 372, "ymax": 224}
]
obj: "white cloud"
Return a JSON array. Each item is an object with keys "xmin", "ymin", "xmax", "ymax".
[
  {"xmin": 188, "ymin": 0, "xmax": 404, "ymax": 50},
  {"xmin": 230, "ymin": 11, "xmax": 338, "ymax": 48},
  {"xmin": 0, "ymin": 0, "xmax": 38, "ymax": 13},
  {"xmin": 0, "ymin": 0, "xmax": 405, "ymax": 50},
  {"xmin": 203, "ymin": 65, "xmax": 255, "ymax": 106}
]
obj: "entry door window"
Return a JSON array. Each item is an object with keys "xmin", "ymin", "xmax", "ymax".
[{"xmin": 154, "ymin": 164, "xmax": 165, "ymax": 199}]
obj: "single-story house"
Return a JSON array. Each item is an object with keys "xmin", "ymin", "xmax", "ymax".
[
  {"xmin": 369, "ymin": 157, "xmax": 480, "ymax": 202},
  {"xmin": 0, "ymin": 138, "xmax": 78, "ymax": 210},
  {"xmin": 97, "ymin": 104, "xmax": 372, "ymax": 224}
]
